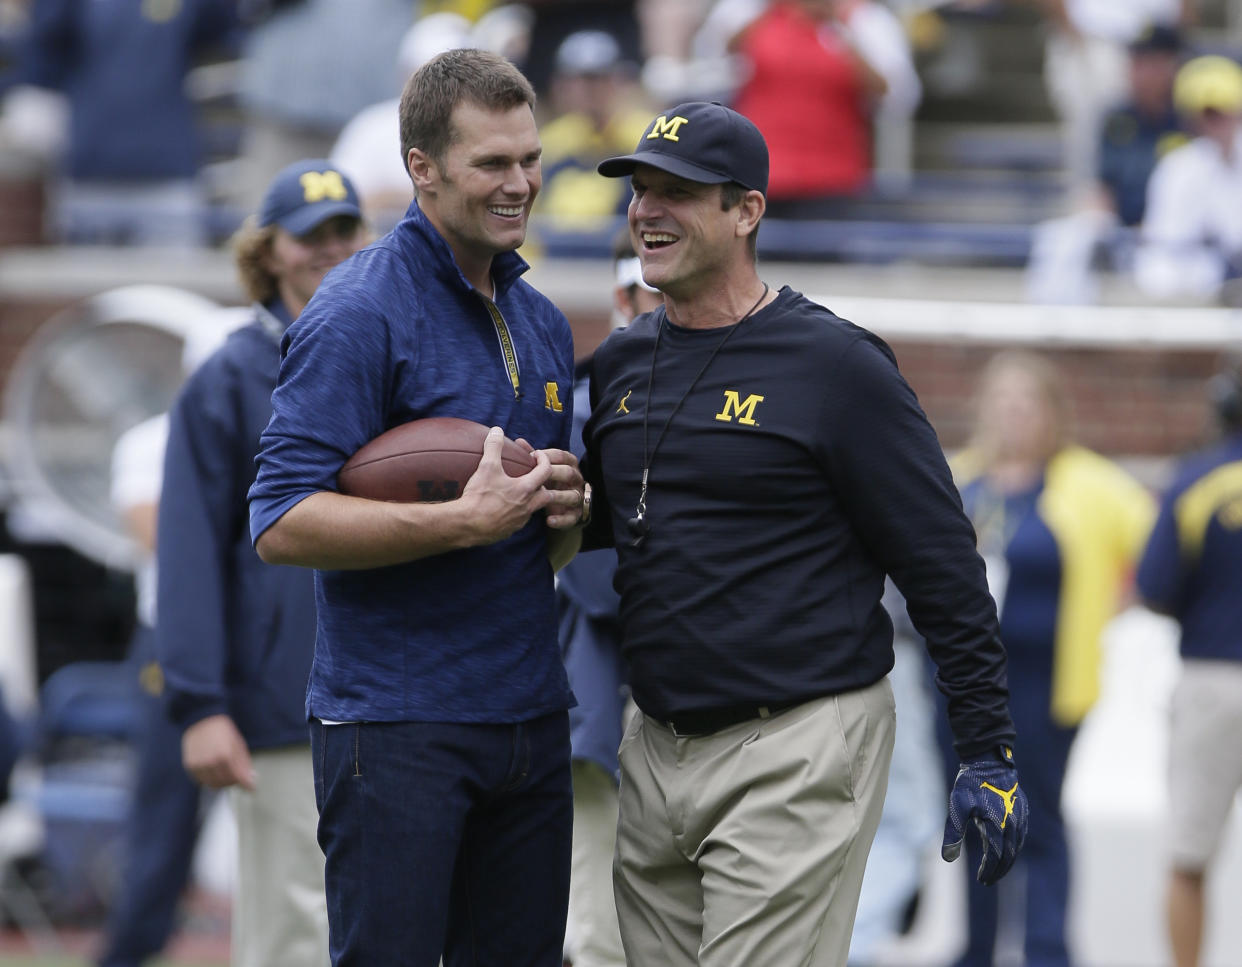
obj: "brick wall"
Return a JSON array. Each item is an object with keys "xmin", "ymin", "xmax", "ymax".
[
  {"xmin": 0, "ymin": 260, "xmax": 1232, "ymax": 467},
  {"xmin": 890, "ymin": 341, "xmax": 1225, "ymax": 459}
]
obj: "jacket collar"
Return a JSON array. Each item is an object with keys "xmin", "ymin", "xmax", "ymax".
[{"xmin": 399, "ymin": 200, "xmax": 530, "ymax": 299}]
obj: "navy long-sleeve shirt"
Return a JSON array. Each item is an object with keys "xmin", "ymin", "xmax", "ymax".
[
  {"xmin": 583, "ymin": 287, "xmax": 1014, "ymax": 757},
  {"xmin": 158, "ymin": 302, "xmax": 315, "ymax": 749}
]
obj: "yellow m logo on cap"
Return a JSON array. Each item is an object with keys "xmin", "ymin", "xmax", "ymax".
[
  {"xmin": 647, "ymin": 115, "xmax": 690, "ymax": 142},
  {"xmin": 300, "ymin": 170, "xmax": 348, "ymax": 203}
]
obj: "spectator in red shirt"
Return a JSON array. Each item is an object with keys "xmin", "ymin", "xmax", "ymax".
[{"xmin": 730, "ymin": 0, "xmax": 887, "ymax": 217}]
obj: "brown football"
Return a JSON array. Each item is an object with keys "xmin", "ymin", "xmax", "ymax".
[{"xmin": 337, "ymin": 417, "xmax": 536, "ymax": 503}]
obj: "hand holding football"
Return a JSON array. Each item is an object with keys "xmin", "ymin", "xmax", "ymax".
[{"xmin": 337, "ymin": 417, "xmax": 536, "ymax": 503}]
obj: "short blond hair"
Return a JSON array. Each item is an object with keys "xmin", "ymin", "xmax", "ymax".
[{"xmin": 231, "ymin": 215, "xmax": 279, "ymax": 305}]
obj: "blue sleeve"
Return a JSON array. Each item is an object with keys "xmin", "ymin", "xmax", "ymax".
[
  {"xmin": 1136, "ymin": 487, "xmax": 1183, "ymax": 614},
  {"xmin": 157, "ymin": 353, "xmax": 247, "ymax": 730},
  {"xmin": 819, "ymin": 335, "xmax": 1013, "ymax": 757},
  {"xmin": 249, "ymin": 281, "xmax": 391, "ymax": 543}
]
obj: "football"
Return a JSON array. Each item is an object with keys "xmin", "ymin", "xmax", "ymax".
[{"xmin": 337, "ymin": 417, "xmax": 536, "ymax": 503}]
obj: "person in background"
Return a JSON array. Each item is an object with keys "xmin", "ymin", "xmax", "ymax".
[
  {"xmin": 96, "ymin": 309, "xmax": 244, "ymax": 967},
  {"xmin": 1135, "ymin": 54, "xmax": 1242, "ymax": 303},
  {"xmin": 1025, "ymin": 21, "xmax": 1188, "ymax": 305},
  {"xmin": 847, "ymin": 581, "xmax": 944, "ymax": 967},
  {"xmin": 730, "ymin": 0, "xmax": 889, "ymax": 217},
  {"xmin": 537, "ymin": 29, "xmax": 651, "ymax": 227},
  {"xmin": 557, "ymin": 228, "xmax": 661, "ymax": 967},
  {"xmin": 1040, "ymin": 0, "xmax": 1194, "ymax": 195},
  {"xmin": 1136, "ymin": 356, "xmax": 1242, "ymax": 967},
  {"xmin": 1097, "ymin": 23, "xmax": 1188, "ymax": 230},
  {"xmin": 99, "ymin": 411, "xmax": 201, "ymax": 967},
  {"xmin": 946, "ymin": 350, "xmax": 1154, "ymax": 967},
  {"xmin": 158, "ymin": 159, "xmax": 368, "ymax": 967},
  {"xmin": 0, "ymin": 0, "xmax": 239, "ymax": 245}
]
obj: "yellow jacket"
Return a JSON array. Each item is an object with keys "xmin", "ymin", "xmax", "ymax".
[{"xmin": 956, "ymin": 446, "xmax": 1155, "ymax": 725}]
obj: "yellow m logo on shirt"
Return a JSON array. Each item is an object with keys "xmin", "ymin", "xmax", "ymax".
[
  {"xmin": 715, "ymin": 390, "xmax": 764, "ymax": 426},
  {"xmin": 300, "ymin": 170, "xmax": 348, "ymax": 203},
  {"xmin": 646, "ymin": 115, "xmax": 690, "ymax": 142},
  {"xmin": 544, "ymin": 381, "xmax": 563, "ymax": 412}
]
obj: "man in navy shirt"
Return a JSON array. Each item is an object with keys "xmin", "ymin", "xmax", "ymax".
[
  {"xmin": 1137, "ymin": 359, "xmax": 1242, "ymax": 967},
  {"xmin": 583, "ymin": 102, "xmax": 1028, "ymax": 966},
  {"xmin": 249, "ymin": 50, "xmax": 587, "ymax": 967}
]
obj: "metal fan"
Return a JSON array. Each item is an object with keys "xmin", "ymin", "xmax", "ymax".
[{"xmin": 2, "ymin": 285, "xmax": 241, "ymax": 571}]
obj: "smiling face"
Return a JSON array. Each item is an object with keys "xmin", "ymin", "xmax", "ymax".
[
  {"xmin": 628, "ymin": 165, "xmax": 754, "ymax": 301},
  {"xmin": 265, "ymin": 214, "xmax": 367, "ymax": 317},
  {"xmin": 410, "ymin": 100, "xmax": 542, "ymax": 290}
]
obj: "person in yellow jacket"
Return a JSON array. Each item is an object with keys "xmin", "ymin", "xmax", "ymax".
[{"xmin": 944, "ymin": 350, "xmax": 1154, "ymax": 967}]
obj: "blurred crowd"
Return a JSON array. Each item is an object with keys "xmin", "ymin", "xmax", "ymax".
[{"xmin": 0, "ymin": 0, "xmax": 1237, "ymax": 303}]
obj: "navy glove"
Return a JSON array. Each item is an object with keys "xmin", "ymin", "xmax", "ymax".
[{"xmin": 942, "ymin": 744, "xmax": 1028, "ymax": 886}]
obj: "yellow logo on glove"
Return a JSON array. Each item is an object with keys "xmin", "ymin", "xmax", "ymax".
[{"xmin": 980, "ymin": 781, "xmax": 1020, "ymax": 829}]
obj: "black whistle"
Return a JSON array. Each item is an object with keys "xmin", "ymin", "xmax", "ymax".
[{"xmin": 626, "ymin": 516, "xmax": 649, "ymax": 548}]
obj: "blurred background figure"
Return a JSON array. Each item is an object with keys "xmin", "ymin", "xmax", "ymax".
[
  {"xmin": 537, "ymin": 29, "xmax": 651, "ymax": 228},
  {"xmin": 330, "ymin": 11, "xmax": 475, "ymax": 229},
  {"xmin": 158, "ymin": 159, "xmax": 368, "ymax": 967},
  {"xmin": 945, "ymin": 350, "xmax": 1154, "ymax": 967},
  {"xmin": 1096, "ymin": 23, "xmax": 1189, "ymax": 234},
  {"xmin": 0, "ymin": 0, "xmax": 239, "ymax": 246},
  {"xmin": 518, "ymin": 0, "xmax": 643, "ymax": 97},
  {"xmin": 97, "ymin": 308, "xmax": 245, "ymax": 967},
  {"xmin": 556, "ymin": 227, "xmax": 659, "ymax": 967},
  {"xmin": 99, "ymin": 409, "xmax": 200, "ymax": 967},
  {"xmin": 1041, "ymin": 0, "xmax": 1193, "ymax": 197},
  {"xmin": 1136, "ymin": 355, "xmax": 1242, "ymax": 967},
  {"xmin": 232, "ymin": 0, "xmax": 417, "ymax": 209},
  {"xmin": 1134, "ymin": 54, "xmax": 1242, "ymax": 303},
  {"xmin": 691, "ymin": 0, "xmax": 920, "ymax": 191},
  {"xmin": 847, "ymin": 582, "xmax": 943, "ymax": 967},
  {"xmin": 1025, "ymin": 21, "xmax": 1189, "ymax": 305},
  {"xmin": 729, "ymin": 0, "xmax": 890, "ymax": 218}
]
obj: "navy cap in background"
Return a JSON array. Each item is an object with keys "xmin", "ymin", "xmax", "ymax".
[
  {"xmin": 1129, "ymin": 22, "xmax": 1183, "ymax": 55},
  {"xmin": 555, "ymin": 29, "xmax": 622, "ymax": 76},
  {"xmin": 598, "ymin": 101, "xmax": 769, "ymax": 195},
  {"xmin": 258, "ymin": 160, "xmax": 363, "ymax": 236}
]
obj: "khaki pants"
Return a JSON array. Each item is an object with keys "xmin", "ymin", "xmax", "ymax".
[
  {"xmin": 567, "ymin": 759, "xmax": 626, "ymax": 967},
  {"xmin": 614, "ymin": 680, "xmax": 895, "ymax": 967},
  {"xmin": 231, "ymin": 746, "xmax": 329, "ymax": 967}
]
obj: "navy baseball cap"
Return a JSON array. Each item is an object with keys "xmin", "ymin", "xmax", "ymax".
[
  {"xmin": 1129, "ymin": 22, "xmax": 1182, "ymax": 55},
  {"xmin": 597, "ymin": 101, "xmax": 769, "ymax": 195},
  {"xmin": 258, "ymin": 159, "xmax": 362, "ymax": 236}
]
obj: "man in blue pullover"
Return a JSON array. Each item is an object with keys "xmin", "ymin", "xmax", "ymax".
[
  {"xmin": 158, "ymin": 159, "xmax": 368, "ymax": 967},
  {"xmin": 249, "ymin": 50, "xmax": 588, "ymax": 967}
]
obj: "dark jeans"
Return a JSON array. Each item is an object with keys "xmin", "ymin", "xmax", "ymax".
[{"xmin": 311, "ymin": 713, "xmax": 573, "ymax": 967}]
